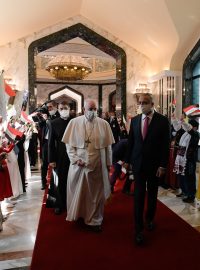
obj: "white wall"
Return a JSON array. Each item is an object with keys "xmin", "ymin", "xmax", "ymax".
[{"xmin": 0, "ymin": 15, "xmax": 178, "ymax": 116}]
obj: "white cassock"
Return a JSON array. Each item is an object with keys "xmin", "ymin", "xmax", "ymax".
[
  {"xmin": 62, "ymin": 115, "xmax": 115, "ymax": 226},
  {"xmin": 24, "ymin": 139, "xmax": 31, "ymax": 180},
  {"xmin": 7, "ymin": 150, "xmax": 23, "ymax": 198},
  {"xmin": 24, "ymin": 132, "xmax": 32, "ymax": 180}
]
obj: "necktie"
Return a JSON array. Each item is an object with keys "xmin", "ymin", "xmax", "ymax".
[{"xmin": 142, "ymin": 116, "xmax": 149, "ymax": 140}]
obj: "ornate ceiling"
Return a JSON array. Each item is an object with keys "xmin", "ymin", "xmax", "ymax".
[{"xmin": 1, "ymin": 0, "xmax": 200, "ymax": 71}]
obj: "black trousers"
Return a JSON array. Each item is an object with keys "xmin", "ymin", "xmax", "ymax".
[
  {"xmin": 133, "ymin": 172, "xmax": 159, "ymax": 233},
  {"xmin": 18, "ymin": 151, "xmax": 26, "ymax": 192},
  {"xmin": 28, "ymin": 133, "xmax": 38, "ymax": 166},
  {"xmin": 41, "ymin": 140, "xmax": 48, "ymax": 187}
]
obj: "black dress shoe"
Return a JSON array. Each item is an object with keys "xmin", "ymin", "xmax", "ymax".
[
  {"xmin": 86, "ymin": 225, "xmax": 102, "ymax": 233},
  {"xmin": 41, "ymin": 185, "xmax": 47, "ymax": 190},
  {"xmin": 54, "ymin": 208, "xmax": 62, "ymax": 215},
  {"xmin": 135, "ymin": 232, "xmax": 144, "ymax": 245},
  {"xmin": 182, "ymin": 197, "xmax": 194, "ymax": 203},
  {"xmin": 122, "ymin": 190, "xmax": 134, "ymax": 196},
  {"xmin": 146, "ymin": 221, "xmax": 155, "ymax": 231},
  {"xmin": 176, "ymin": 192, "xmax": 184, "ymax": 197}
]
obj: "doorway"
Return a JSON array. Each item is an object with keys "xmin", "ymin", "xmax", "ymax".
[{"xmin": 28, "ymin": 23, "xmax": 126, "ymax": 116}]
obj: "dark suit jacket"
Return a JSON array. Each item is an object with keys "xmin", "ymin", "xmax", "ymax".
[
  {"xmin": 112, "ymin": 139, "xmax": 128, "ymax": 163},
  {"xmin": 107, "ymin": 117, "xmax": 121, "ymax": 143},
  {"xmin": 48, "ymin": 117, "xmax": 71, "ymax": 165},
  {"xmin": 125, "ymin": 111, "xmax": 170, "ymax": 174}
]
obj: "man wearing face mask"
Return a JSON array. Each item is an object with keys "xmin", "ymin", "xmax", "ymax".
[
  {"xmin": 47, "ymin": 101, "xmax": 72, "ymax": 214},
  {"xmin": 47, "ymin": 100, "xmax": 60, "ymax": 120},
  {"xmin": 107, "ymin": 111, "xmax": 121, "ymax": 146},
  {"xmin": 62, "ymin": 99, "xmax": 114, "ymax": 232},
  {"xmin": 172, "ymin": 115, "xmax": 199, "ymax": 203},
  {"xmin": 38, "ymin": 101, "xmax": 60, "ymax": 190},
  {"xmin": 124, "ymin": 93, "xmax": 170, "ymax": 245}
]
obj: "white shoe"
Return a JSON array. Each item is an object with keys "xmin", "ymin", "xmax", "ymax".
[
  {"xmin": 6, "ymin": 202, "xmax": 15, "ymax": 208},
  {"xmin": 10, "ymin": 195, "xmax": 20, "ymax": 201},
  {"xmin": 4, "ymin": 201, "xmax": 15, "ymax": 208},
  {"xmin": 4, "ymin": 198, "xmax": 16, "ymax": 208}
]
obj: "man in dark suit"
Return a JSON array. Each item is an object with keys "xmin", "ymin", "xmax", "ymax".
[
  {"xmin": 124, "ymin": 93, "xmax": 170, "ymax": 245},
  {"xmin": 48, "ymin": 101, "xmax": 72, "ymax": 214},
  {"xmin": 107, "ymin": 111, "xmax": 121, "ymax": 146},
  {"xmin": 38, "ymin": 101, "xmax": 60, "ymax": 190}
]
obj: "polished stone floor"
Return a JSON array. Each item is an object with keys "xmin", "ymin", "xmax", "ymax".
[
  {"xmin": 0, "ymin": 171, "xmax": 43, "ymax": 270},
  {"xmin": 0, "ymin": 172, "xmax": 200, "ymax": 270}
]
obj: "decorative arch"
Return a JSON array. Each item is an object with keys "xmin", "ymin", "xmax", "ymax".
[
  {"xmin": 49, "ymin": 86, "xmax": 83, "ymax": 113},
  {"xmin": 28, "ymin": 23, "xmax": 126, "ymax": 116}
]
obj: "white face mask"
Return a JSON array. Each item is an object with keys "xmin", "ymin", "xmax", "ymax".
[
  {"xmin": 139, "ymin": 105, "xmax": 153, "ymax": 115},
  {"xmin": 59, "ymin": 109, "xmax": 69, "ymax": 119},
  {"xmin": 49, "ymin": 109, "xmax": 57, "ymax": 116},
  {"xmin": 85, "ymin": 111, "xmax": 97, "ymax": 121}
]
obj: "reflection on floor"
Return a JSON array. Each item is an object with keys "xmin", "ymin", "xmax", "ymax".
[
  {"xmin": 158, "ymin": 187, "xmax": 200, "ymax": 233},
  {"xmin": 0, "ymin": 174, "xmax": 200, "ymax": 270},
  {"xmin": 0, "ymin": 172, "xmax": 43, "ymax": 270}
]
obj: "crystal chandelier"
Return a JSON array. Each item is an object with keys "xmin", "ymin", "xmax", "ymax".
[
  {"xmin": 135, "ymin": 84, "xmax": 151, "ymax": 94},
  {"xmin": 46, "ymin": 55, "xmax": 92, "ymax": 81}
]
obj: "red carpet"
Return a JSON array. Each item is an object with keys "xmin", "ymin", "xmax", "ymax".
[{"xmin": 31, "ymin": 180, "xmax": 200, "ymax": 270}]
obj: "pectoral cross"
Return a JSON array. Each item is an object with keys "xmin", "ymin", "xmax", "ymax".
[{"xmin": 85, "ymin": 138, "xmax": 91, "ymax": 147}]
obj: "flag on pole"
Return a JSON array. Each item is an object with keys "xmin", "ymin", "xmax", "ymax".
[
  {"xmin": 5, "ymin": 123, "xmax": 24, "ymax": 142},
  {"xmin": 183, "ymin": 105, "xmax": 198, "ymax": 115},
  {"xmin": 20, "ymin": 111, "xmax": 32, "ymax": 124}
]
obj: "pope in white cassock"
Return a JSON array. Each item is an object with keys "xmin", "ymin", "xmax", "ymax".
[{"xmin": 62, "ymin": 99, "xmax": 114, "ymax": 232}]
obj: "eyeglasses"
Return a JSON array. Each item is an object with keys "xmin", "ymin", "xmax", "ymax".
[{"xmin": 138, "ymin": 101, "xmax": 150, "ymax": 105}]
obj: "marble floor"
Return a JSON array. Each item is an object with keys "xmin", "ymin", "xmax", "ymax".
[
  {"xmin": 0, "ymin": 173, "xmax": 200, "ymax": 270},
  {"xmin": 0, "ymin": 171, "xmax": 44, "ymax": 270}
]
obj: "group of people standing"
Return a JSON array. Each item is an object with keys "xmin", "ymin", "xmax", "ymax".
[
  {"xmin": 172, "ymin": 115, "xmax": 199, "ymax": 203},
  {"xmin": 1, "ymin": 93, "xmax": 199, "ymax": 246},
  {"xmin": 35, "ymin": 94, "xmax": 172, "ymax": 244},
  {"xmin": 0, "ymin": 114, "xmax": 36, "ymax": 231}
]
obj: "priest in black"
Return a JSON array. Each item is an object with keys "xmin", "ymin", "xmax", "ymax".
[
  {"xmin": 107, "ymin": 111, "xmax": 121, "ymax": 146},
  {"xmin": 37, "ymin": 101, "xmax": 60, "ymax": 190},
  {"xmin": 48, "ymin": 101, "xmax": 72, "ymax": 214}
]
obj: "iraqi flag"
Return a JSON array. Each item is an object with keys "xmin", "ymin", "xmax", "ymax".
[
  {"xmin": 4, "ymin": 81, "xmax": 16, "ymax": 97},
  {"xmin": 172, "ymin": 99, "xmax": 176, "ymax": 105},
  {"xmin": 0, "ymin": 72, "xmax": 16, "ymax": 97},
  {"xmin": 190, "ymin": 109, "xmax": 200, "ymax": 117},
  {"xmin": 5, "ymin": 123, "xmax": 24, "ymax": 143},
  {"xmin": 20, "ymin": 111, "xmax": 33, "ymax": 124},
  {"xmin": 183, "ymin": 105, "xmax": 198, "ymax": 115}
]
